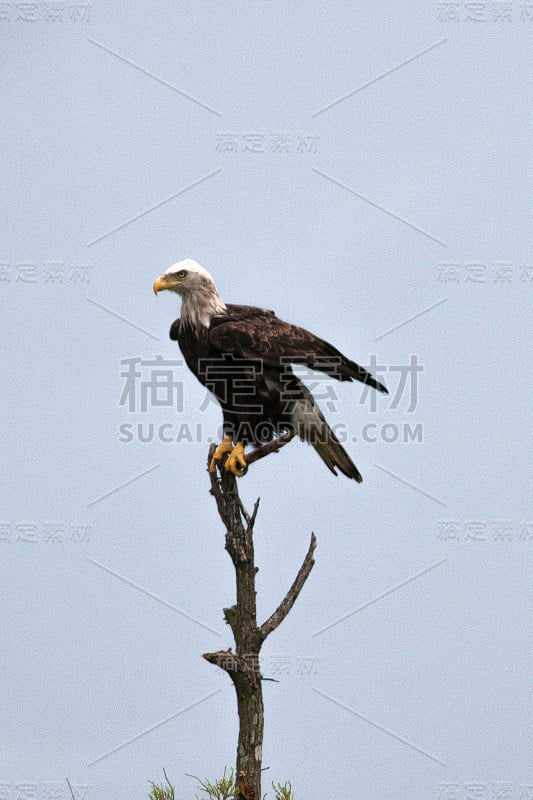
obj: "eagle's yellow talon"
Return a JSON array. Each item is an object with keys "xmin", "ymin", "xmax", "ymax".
[
  {"xmin": 209, "ymin": 435, "xmax": 234, "ymax": 473},
  {"xmin": 225, "ymin": 442, "xmax": 247, "ymax": 477}
]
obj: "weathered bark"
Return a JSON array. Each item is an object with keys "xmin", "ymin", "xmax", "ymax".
[{"xmin": 204, "ymin": 438, "xmax": 316, "ymax": 800}]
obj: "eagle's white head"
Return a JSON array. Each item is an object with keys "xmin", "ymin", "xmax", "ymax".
[{"xmin": 153, "ymin": 259, "xmax": 227, "ymax": 327}]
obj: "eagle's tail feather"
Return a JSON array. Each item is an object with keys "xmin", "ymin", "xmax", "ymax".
[
  {"xmin": 310, "ymin": 423, "xmax": 363, "ymax": 483},
  {"xmin": 293, "ymin": 396, "xmax": 363, "ymax": 483},
  {"xmin": 342, "ymin": 358, "xmax": 388, "ymax": 393}
]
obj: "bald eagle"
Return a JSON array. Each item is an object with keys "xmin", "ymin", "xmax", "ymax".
[{"xmin": 153, "ymin": 259, "xmax": 387, "ymax": 482}]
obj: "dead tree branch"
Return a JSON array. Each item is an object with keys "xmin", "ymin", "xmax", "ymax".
[
  {"xmin": 203, "ymin": 443, "xmax": 316, "ymax": 800},
  {"xmin": 245, "ymin": 429, "xmax": 296, "ymax": 467},
  {"xmin": 258, "ymin": 532, "xmax": 317, "ymax": 643}
]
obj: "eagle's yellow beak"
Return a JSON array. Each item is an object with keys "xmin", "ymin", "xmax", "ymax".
[{"xmin": 153, "ymin": 275, "xmax": 168, "ymax": 295}]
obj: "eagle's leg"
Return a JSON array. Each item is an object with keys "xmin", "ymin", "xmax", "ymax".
[
  {"xmin": 225, "ymin": 442, "xmax": 247, "ymax": 478},
  {"xmin": 209, "ymin": 435, "xmax": 234, "ymax": 473}
]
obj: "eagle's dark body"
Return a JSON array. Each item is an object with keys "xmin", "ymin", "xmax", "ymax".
[{"xmin": 169, "ymin": 303, "xmax": 387, "ymax": 482}]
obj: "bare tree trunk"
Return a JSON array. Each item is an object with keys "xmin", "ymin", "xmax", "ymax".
[{"xmin": 204, "ymin": 441, "xmax": 316, "ymax": 800}]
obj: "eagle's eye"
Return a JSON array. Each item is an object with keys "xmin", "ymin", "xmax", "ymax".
[{"xmin": 176, "ymin": 269, "xmax": 187, "ymax": 279}]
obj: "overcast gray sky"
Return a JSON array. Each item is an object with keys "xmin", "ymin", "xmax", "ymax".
[{"xmin": 1, "ymin": 2, "xmax": 532, "ymax": 799}]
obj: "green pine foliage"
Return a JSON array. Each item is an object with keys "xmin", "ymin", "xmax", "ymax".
[
  {"xmin": 271, "ymin": 780, "xmax": 296, "ymax": 800},
  {"xmin": 192, "ymin": 768, "xmax": 236, "ymax": 799},
  {"xmin": 148, "ymin": 769, "xmax": 175, "ymax": 800},
  {"xmin": 148, "ymin": 769, "xmax": 297, "ymax": 799}
]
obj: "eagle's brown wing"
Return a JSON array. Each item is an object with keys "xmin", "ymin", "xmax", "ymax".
[{"xmin": 209, "ymin": 306, "xmax": 388, "ymax": 392}]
